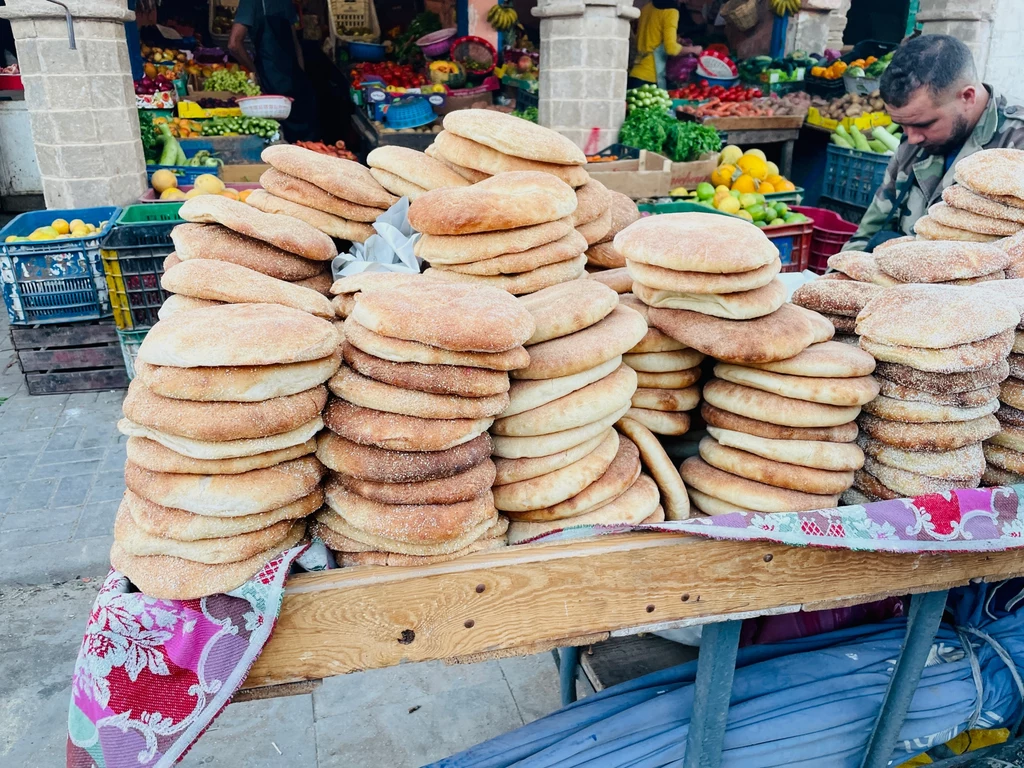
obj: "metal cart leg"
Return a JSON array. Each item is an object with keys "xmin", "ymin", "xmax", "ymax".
[
  {"xmin": 553, "ymin": 646, "xmax": 581, "ymax": 707},
  {"xmin": 683, "ymin": 619, "xmax": 743, "ymax": 768},
  {"xmin": 859, "ymin": 589, "xmax": 949, "ymax": 768}
]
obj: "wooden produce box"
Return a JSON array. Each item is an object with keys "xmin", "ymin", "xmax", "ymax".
[
  {"xmin": 703, "ymin": 114, "xmax": 805, "ymax": 131},
  {"xmin": 10, "ymin": 320, "xmax": 128, "ymax": 395},
  {"xmin": 585, "ymin": 150, "xmax": 672, "ymax": 200}
]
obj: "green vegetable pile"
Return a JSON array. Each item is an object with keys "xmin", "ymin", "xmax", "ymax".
[
  {"xmin": 138, "ymin": 110, "xmax": 159, "ymax": 163},
  {"xmin": 830, "ymin": 122, "xmax": 901, "ymax": 155},
  {"xmin": 511, "ymin": 107, "xmax": 538, "ymax": 123},
  {"xmin": 392, "ymin": 12, "xmax": 441, "ymax": 64},
  {"xmin": 626, "ymin": 83, "xmax": 672, "ymax": 114},
  {"xmin": 202, "ymin": 69, "xmax": 261, "ymax": 95},
  {"xmin": 202, "ymin": 116, "xmax": 280, "ymax": 138},
  {"xmin": 619, "ymin": 108, "xmax": 722, "ymax": 163}
]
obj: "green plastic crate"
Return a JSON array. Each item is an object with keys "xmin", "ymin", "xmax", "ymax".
[{"xmin": 116, "ymin": 202, "xmax": 184, "ymax": 225}]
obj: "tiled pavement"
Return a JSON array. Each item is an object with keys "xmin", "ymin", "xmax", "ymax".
[{"xmin": 0, "ymin": 312, "xmax": 127, "ymax": 585}]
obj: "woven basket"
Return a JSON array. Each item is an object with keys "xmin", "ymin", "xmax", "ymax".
[{"xmin": 721, "ymin": 0, "xmax": 759, "ymax": 32}]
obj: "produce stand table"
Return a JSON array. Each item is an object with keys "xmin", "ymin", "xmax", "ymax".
[
  {"xmin": 239, "ymin": 531, "xmax": 1024, "ymax": 767},
  {"xmin": 351, "ymin": 108, "xmax": 438, "ymax": 154},
  {"xmin": 708, "ymin": 127, "xmax": 800, "ymax": 179}
]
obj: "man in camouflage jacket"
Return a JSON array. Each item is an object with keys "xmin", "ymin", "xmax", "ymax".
[{"xmin": 844, "ymin": 35, "xmax": 1024, "ymax": 252}]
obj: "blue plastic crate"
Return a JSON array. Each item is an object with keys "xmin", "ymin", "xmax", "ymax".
[
  {"xmin": 0, "ymin": 206, "xmax": 120, "ymax": 325},
  {"xmin": 822, "ymin": 145, "xmax": 890, "ymax": 209}
]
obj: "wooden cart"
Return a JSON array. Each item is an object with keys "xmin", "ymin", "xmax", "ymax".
[{"xmin": 239, "ymin": 531, "xmax": 1024, "ymax": 767}]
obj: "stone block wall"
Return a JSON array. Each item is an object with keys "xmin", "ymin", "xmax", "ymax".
[
  {"xmin": 2, "ymin": 7, "xmax": 147, "ymax": 208},
  {"xmin": 535, "ymin": 1, "xmax": 637, "ymax": 151},
  {"xmin": 980, "ymin": 0, "xmax": 1024, "ymax": 105}
]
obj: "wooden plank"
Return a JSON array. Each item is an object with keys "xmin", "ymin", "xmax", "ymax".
[
  {"xmin": 581, "ymin": 634, "xmax": 698, "ymax": 692},
  {"xmin": 705, "ymin": 115, "xmax": 804, "ymax": 131},
  {"xmin": 10, "ymin": 321, "xmax": 117, "ymax": 350},
  {"xmin": 243, "ymin": 533, "xmax": 1024, "ymax": 689},
  {"xmin": 231, "ymin": 679, "xmax": 321, "ymax": 703},
  {"xmin": 25, "ymin": 367, "xmax": 129, "ymax": 395},
  {"xmin": 717, "ymin": 128, "xmax": 801, "ymax": 145},
  {"xmin": 18, "ymin": 345, "xmax": 123, "ymax": 373}
]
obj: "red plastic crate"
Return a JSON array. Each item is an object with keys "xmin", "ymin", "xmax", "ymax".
[
  {"xmin": 0, "ymin": 74, "xmax": 24, "ymax": 90},
  {"xmin": 793, "ymin": 206, "xmax": 859, "ymax": 274}
]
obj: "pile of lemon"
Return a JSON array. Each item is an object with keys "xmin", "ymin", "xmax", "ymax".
[
  {"xmin": 152, "ymin": 170, "xmax": 251, "ymax": 202},
  {"xmin": 5, "ymin": 217, "xmax": 106, "ymax": 244},
  {"xmin": 709, "ymin": 145, "xmax": 797, "ymax": 195}
]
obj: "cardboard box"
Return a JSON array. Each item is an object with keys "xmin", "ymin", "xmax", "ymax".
[
  {"xmin": 221, "ymin": 163, "xmax": 270, "ymax": 183},
  {"xmin": 178, "ymin": 90, "xmax": 242, "ymax": 118},
  {"xmin": 669, "ymin": 152, "xmax": 720, "ymax": 189},
  {"xmin": 585, "ymin": 151, "xmax": 672, "ymax": 200}
]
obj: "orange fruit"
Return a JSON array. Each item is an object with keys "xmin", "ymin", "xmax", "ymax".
[
  {"xmin": 758, "ymin": 181, "xmax": 776, "ymax": 194},
  {"xmin": 731, "ymin": 174, "xmax": 757, "ymax": 194},
  {"xmin": 777, "ymin": 179, "xmax": 796, "ymax": 192},
  {"xmin": 710, "ymin": 164, "xmax": 735, "ymax": 188},
  {"xmin": 765, "ymin": 174, "xmax": 786, "ymax": 188},
  {"xmin": 238, "ymin": 189, "xmax": 253, "ymax": 203}
]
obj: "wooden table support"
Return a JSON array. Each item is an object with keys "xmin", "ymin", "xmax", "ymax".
[{"xmin": 683, "ymin": 620, "xmax": 743, "ymax": 768}]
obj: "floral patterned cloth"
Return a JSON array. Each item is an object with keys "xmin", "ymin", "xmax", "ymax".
[
  {"xmin": 65, "ymin": 487, "xmax": 1024, "ymax": 768},
  {"xmin": 66, "ymin": 542, "xmax": 329, "ymax": 768}
]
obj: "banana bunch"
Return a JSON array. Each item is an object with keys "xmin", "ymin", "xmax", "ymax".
[
  {"xmin": 770, "ymin": 0, "xmax": 800, "ymax": 15},
  {"xmin": 487, "ymin": 3, "xmax": 519, "ymax": 31}
]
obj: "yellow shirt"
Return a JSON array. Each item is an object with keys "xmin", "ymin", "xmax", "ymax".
[{"xmin": 630, "ymin": 3, "xmax": 683, "ymax": 83}]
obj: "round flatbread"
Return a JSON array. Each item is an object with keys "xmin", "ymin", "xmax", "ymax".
[
  {"xmin": 491, "ymin": 402, "xmax": 630, "ymax": 458},
  {"xmin": 623, "ymin": 408, "xmax": 690, "ymax": 435},
  {"xmin": 699, "ymin": 436, "xmax": 854, "ymax": 495},
  {"xmin": 513, "ymin": 304, "xmax": 648, "ymax": 380},
  {"xmin": 118, "ymin": 417, "xmax": 323, "ymax": 461},
  {"xmin": 415, "ymin": 219, "xmax": 574, "ymax": 266},
  {"xmin": 519, "ymin": 279, "xmax": 619, "ymax": 344},
  {"xmin": 623, "ymin": 349, "xmax": 705, "ymax": 373},
  {"xmin": 865, "ymin": 456, "xmax": 978, "ymax": 496},
  {"xmin": 984, "ymin": 443, "xmax": 1024, "ymax": 474},
  {"xmin": 680, "ymin": 457, "xmax": 838, "ymax": 513},
  {"xmin": 915, "ymin": 215, "xmax": 1002, "ymax": 242},
  {"xmin": 875, "ymin": 235, "xmax": 1013, "ymax": 283},
  {"xmin": 259, "ymin": 167, "xmax": 386, "ymax": 221},
  {"xmin": 943, "ymin": 183, "xmax": 1024, "ymax": 223},
  {"xmin": 587, "ymin": 266, "xmax": 632, "ymax": 293},
  {"xmin": 627, "ymin": 257, "xmax": 781, "ymax": 295},
  {"xmin": 316, "ymin": 430, "xmax": 491, "ymax": 484},
  {"xmin": 791, "ymin": 279, "xmax": 883, "ymax": 317},
  {"xmin": 577, "ymin": 208, "xmax": 614, "ymax": 245},
  {"xmin": 367, "ymin": 145, "xmax": 471, "ymax": 191},
  {"xmin": 701, "ymin": 403, "xmax": 859, "ymax": 443},
  {"xmin": 858, "ymin": 436, "xmax": 984, "ymax": 481},
  {"xmin": 631, "ymin": 385, "xmax": 700, "ymax": 412},
  {"xmin": 442, "ymin": 109, "xmax": 586, "ymax": 165},
  {"xmin": 706, "ymin": 426, "xmax": 864, "ymax": 471},
  {"xmin": 616, "ymin": 416, "xmax": 690, "ymax": 519},
  {"xmin": 828, "ymin": 251, "xmax": 901, "ymax": 285},
  {"xmin": 874, "ymin": 359, "xmax": 1010, "ymax": 394},
  {"xmin": 703, "ymin": 379, "xmax": 861, "ymax": 428},
  {"xmin": 334, "ymin": 459, "xmax": 496, "ymax": 505},
  {"xmin": 322, "ymin": 398, "xmax": 491, "ymax": 451},
  {"xmin": 246, "ymin": 189, "xmax": 376, "ymax": 242},
  {"xmin": 862, "ymin": 393, "xmax": 999, "ymax": 423},
  {"xmin": 989, "ymin": 423, "xmax": 1024, "ymax": 453},
  {"xmin": 635, "ymin": 369, "xmax": 703, "ymax": 389},
  {"xmin": 860, "ymin": 330, "xmax": 1015, "ymax": 374},
  {"xmin": 633, "ymin": 278, "xmax": 787, "ymax": 320},
  {"xmin": 342, "ymin": 343, "xmax": 509, "ymax": 398},
  {"xmin": 493, "ymin": 430, "xmax": 619, "ymax": 512},
  {"xmin": 876, "ymin": 377, "xmax": 1000, "ymax": 408},
  {"xmin": 688, "ymin": 487, "xmax": 754, "ymax": 516},
  {"xmin": 858, "ymin": 412, "xmax": 1000, "ymax": 451},
  {"xmin": 442, "ymin": 232, "xmax": 587, "ymax": 277},
  {"xmin": 614, "ymin": 213, "xmax": 778, "ymax": 273},
  {"xmin": 649, "ymin": 303, "xmax": 832, "ymax": 364},
  {"xmin": 572, "ymin": 179, "xmax": 613, "ymax": 227},
  {"xmin": 261, "ymin": 144, "xmax": 398, "ymax": 206},
  {"xmin": 926, "ymin": 202, "xmax": 1023, "ymax": 237},
  {"xmin": 1000, "ymin": 378, "xmax": 1024, "ymax": 410},
  {"xmin": 586, "ymin": 241, "xmax": 625, "ymax": 269},
  {"xmin": 125, "ymin": 436, "xmax": 316, "ymax": 475},
  {"xmin": 426, "ymin": 255, "xmax": 587, "ymax": 296},
  {"xmin": 982, "ymin": 465, "xmax": 1024, "ymax": 487},
  {"xmin": 344, "ymin": 319, "xmax": 529, "ymax": 371},
  {"xmin": 713, "ymin": 363, "xmax": 879, "ymax": 406},
  {"xmin": 503, "ymin": 356, "xmax": 622, "ymax": 418},
  {"xmin": 316, "ymin": 507, "xmax": 497, "ymax": 557},
  {"xmin": 494, "ymin": 431, "xmax": 609, "ymax": 486},
  {"xmin": 171, "ymin": 222, "xmax": 326, "ymax": 280}
]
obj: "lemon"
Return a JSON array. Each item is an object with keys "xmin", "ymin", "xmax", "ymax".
[
  {"xmin": 68, "ymin": 218, "xmax": 85, "ymax": 231},
  {"xmin": 29, "ymin": 227, "xmax": 57, "ymax": 241},
  {"xmin": 736, "ymin": 209, "xmax": 754, "ymax": 222},
  {"xmin": 720, "ymin": 145, "xmax": 743, "ymax": 166},
  {"xmin": 184, "ymin": 188, "xmax": 207, "ymax": 199},
  {"xmin": 71, "ymin": 228, "xmax": 88, "ymax": 237},
  {"xmin": 743, "ymin": 148, "xmax": 767, "ymax": 161},
  {"xmin": 766, "ymin": 161, "xmax": 780, "ymax": 177},
  {"xmin": 717, "ymin": 196, "xmax": 741, "ymax": 215},
  {"xmin": 151, "ymin": 169, "xmax": 178, "ymax": 194},
  {"xmin": 193, "ymin": 174, "xmax": 225, "ymax": 195},
  {"xmin": 4, "ymin": 235, "xmax": 16, "ymax": 243},
  {"xmin": 160, "ymin": 188, "xmax": 186, "ymax": 201},
  {"xmin": 51, "ymin": 218, "xmax": 70, "ymax": 235}
]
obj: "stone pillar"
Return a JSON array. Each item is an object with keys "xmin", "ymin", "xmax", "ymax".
[
  {"xmin": 916, "ymin": 0, "xmax": 995, "ymax": 76},
  {"xmin": 826, "ymin": 0, "xmax": 851, "ymax": 51},
  {"xmin": 0, "ymin": 0, "xmax": 147, "ymax": 208},
  {"xmin": 533, "ymin": 0, "xmax": 639, "ymax": 151}
]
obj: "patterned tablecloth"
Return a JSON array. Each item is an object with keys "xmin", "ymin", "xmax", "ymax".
[{"xmin": 66, "ymin": 486, "xmax": 1024, "ymax": 768}]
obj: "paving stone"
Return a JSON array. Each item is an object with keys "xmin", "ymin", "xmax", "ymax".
[
  {"xmin": 87, "ymin": 470, "xmax": 126, "ymax": 503},
  {"xmin": 315, "ymin": 672, "xmax": 523, "ymax": 768},
  {"xmin": 100, "ymin": 448, "xmax": 127, "ymax": 473},
  {"xmin": 0, "ymin": 427, "xmax": 53, "ymax": 456},
  {"xmin": 0, "ymin": 521, "xmax": 75, "ymax": 550},
  {"xmin": 55, "ymin": 474, "xmax": 95, "ymax": 508},
  {"xmin": 7, "ymin": 478, "xmax": 57, "ymax": 512},
  {"xmin": 73, "ymin": 500, "xmax": 119, "ymax": 540},
  {"xmin": 497, "ymin": 653, "xmax": 563, "ymax": 724},
  {"xmin": 35, "ymin": 446, "xmax": 107, "ymax": 466},
  {"xmin": 179, "ymin": 696, "xmax": 318, "ymax": 768},
  {"xmin": 2, "ymin": 452, "xmax": 41, "ymax": 476},
  {"xmin": 0, "ymin": 533, "xmax": 112, "ymax": 583},
  {"xmin": 1, "ymin": 503, "xmax": 83, "ymax": 532},
  {"xmin": 45, "ymin": 426, "xmax": 83, "ymax": 451},
  {"xmin": 77, "ymin": 427, "xmax": 121, "ymax": 449},
  {"xmin": 29, "ymin": 458, "xmax": 102, "ymax": 480}
]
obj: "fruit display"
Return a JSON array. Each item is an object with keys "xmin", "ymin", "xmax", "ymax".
[
  {"xmin": 706, "ymin": 145, "xmax": 797, "ymax": 196},
  {"xmin": 153, "ymin": 116, "xmax": 204, "ymax": 139},
  {"xmin": 510, "ymin": 106, "xmax": 538, "ymax": 123},
  {"xmin": 810, "ymin": 91, "xmax": 886, "ymax": 120},
  {"xmin": 350, "ymin": 62, "xmax": 428, "ymax": 89},
  {"xmin": 428, "ymin": 60, "xmax": 465, "ymax": 87},
  {"xmin": 141, "ymin": 45, "xmax": 188, "ymax": 65},
  {"xmin": 738, "ymin": 52, "xmax": 810, "ymax": 83},
  {"xmin": 151, "ymin": 173, "xmax": 247, "ymax": 202},
  {"xmin": 620, "ymin": 103, "xmax": 721, "ymax": 162},
  {"xmin": 847, "ymin": 50, "xmax": 893, "ymax": 79},
  {"xmin": 769, "ymin": 0, "xmax": 801, "ymax": 15},
  {"xmin": 626, "ymin": 84, "xmax": 673, "ymax": 113},
  {"xmin": 831, "ymin": 123, "xmax": 902, "ymax": 155},
  {"xmin": 487, "ymin": 3, "xmax": 519, "ymax": 31},
  {"xmin": 5, "ymin": 217, "xmax": 106, "ymax": 243},
  {"xmin": 294, "ymin": 140, "xmax": 358, "ymax": 160},
  {"xmin": 677, "ymin": 91, "xmax": 808, "ymax": 120},
  {"xmin": 201, "ymin": 69, "xmax": 260, "ymax": 95},
  {"xmin": 134, "ymin": 74, "xmax": 177, "ymax": 95},
  {"xmin": 691, "ymin": 183, "xmax": 808, "ymax": 228},
  {"xmin": 198, "ymin": 97, "xmax": 238, "ymax": 109},
  {"xmin": 669, "ymin": 81, "xmax": 763, "ymax": 102},
  {"xmin": 201, "ymin": 116, "xmax": 280, "ymax": 138},
  {"xmin": 211, "ymin": 6, "xmax": 233, "ymax": 36},
  {"xmin": 810, "ymin": 60, "xmax": 847, "ymax": 80}
]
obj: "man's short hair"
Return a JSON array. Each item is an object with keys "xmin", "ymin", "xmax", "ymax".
[{"xmin": 880, "ymin": 35, "xmax": 977, "ymax": 107}]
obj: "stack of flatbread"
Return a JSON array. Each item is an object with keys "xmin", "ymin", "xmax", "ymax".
[
  {"xmin": 162, "ymin": 196, "xmax": 339, "ymax": 319},
  {"xmin": 852, "ymin": 284, "xmax": 1017, "ymax": 501},
  {"xmin": 257, "ymin": 144, "xmax": 398, "ymax": 244},
  {"xmin": 111, "ymin": 303, "xmax": 340, "ymax": 598},
  {"xmin": 827, "ymin": 250, "xmax": 901, "ymax": 287},
  {"xmin": 619, "ymin": 213, "xmax": 786, "ymax": 320},
  {"xmin": 585, "ymin": 191, "xmax": 642, "ymax": 271},
  {"xmin": 409, "ymin": 171, "xmax": 588, "ymax": 294},
  {"xmin": 586, "ymin": 267, "xmax": 633, "ymax": 294},
  {"xmin": 329, "ymin": 271, "xmax": 423, "ymax": 319},
  {"xmin": 682, "ymin": 341, "xmax": 877, "ymax": 514},
  {"xmin": 366, "ymin": 145, "xmax": 471, "ymax": 200},
  {"xmin": 792, "ymin": 277, "xmax": 882, "ymax": 344},
  {"xmin": 973, "ymin": 280, "xmax": 1024, "ymax": 485},
  {"xmin": 913, "ymin": 149, "xmax": 1024, "ymax": 242},
  {"xmin": 492, "ymin": 280, "xmax": 661, "ymax": 542},
  {"xmin": 618, "ymin": 293, "xmax": 703, "ymax": 436},
  {"xmin": 314, "ymin": 279, "xmax": 534, "ymax": 565},
  {"xmin": 425, "ymin": 109, "xmax": 588, "ymax": 188}
]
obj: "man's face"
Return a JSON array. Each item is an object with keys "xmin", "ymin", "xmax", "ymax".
[{"xmin": 886, "ymin": 85, "xmax": 976, "ymax": 155}]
